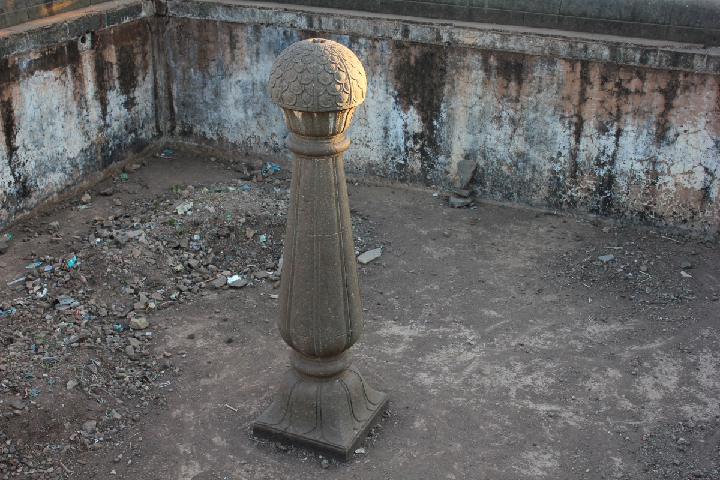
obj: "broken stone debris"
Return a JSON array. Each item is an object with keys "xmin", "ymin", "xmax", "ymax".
[
  {"xmin": 228, "ymin": 275, "xmax": 248, "ymax": 288},
  {"xmin": 358, "ymin": 247, "xmax": 382, "ymax": 264},
  {"xmin": 598, "ymin": 254, "xmax": 615, "ymax": 263},
  {"xmin": 211, "ymin": 275, "xmax": 227, "ymax": 289},
  {"xmin": 130, "ymin": 316, "xmax": 149, "ymax": 330},
  {"xmin": 175, "ymin": 200, "xmax": 194, "ymax": 215},
  {"xmin": 0, "ymin": 155, "xmax": 343, "ymax": 478},
  {"xmin": 456, "ymin": 159, "xmax": 477, "ymax": 189},
  {"xmin": 448, "ymin": 193, "xmax": 472, "ymax": 208},
  {"xmin": 448, "ymin": 159, "xmax": 477, "ymax": 208},
  {"xmin": 0, "ymin": 233, "xmax": 11, "ymax": 254}
]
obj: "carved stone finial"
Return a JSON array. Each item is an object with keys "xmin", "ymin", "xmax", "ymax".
[
  {"xmin": 253, "ymin": 39, "xmax": 388, "ymax": 461},
  {"xmin": 268, "ymin": 38, "xmax": 367, "ymax": 113}
]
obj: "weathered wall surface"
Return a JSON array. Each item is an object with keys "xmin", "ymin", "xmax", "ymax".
[
  {"xmin": 248, "ymin": 0, "xmax": 720, "ymax": 46},
  {"xmin": 160, "ymin": 18, "xmax": 288, "ymax": 154},
  {"xmin": 0, "ymin": 5, "xmax": 158, "ymax": 226},
  {"xmin": 2, "ymin": 0, "xmax": 718, "ymax": 232},
  {"xmin": 164, "ymin": 2, "xmax": 720, "ymax": 232}
]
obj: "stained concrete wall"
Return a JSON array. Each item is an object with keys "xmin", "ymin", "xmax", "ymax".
[
  {"xmin": 1, "ymin": 0, "xmax": 718, "ymax": 232},
  {"xmin": 0, "ymin": 1, "xmax": 158, "ymax": 227},
  {"xmin": 163, "ymin": 1, "xmax": 720, "ymax": 232},
  {"xmin": 248, "ymin": 0, "xmax": 720, "ymax": 46}
]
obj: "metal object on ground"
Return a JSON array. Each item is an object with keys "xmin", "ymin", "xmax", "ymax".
[{"xmin": 253, "ymin": 38, "xmax": 389, "ymax": 460}]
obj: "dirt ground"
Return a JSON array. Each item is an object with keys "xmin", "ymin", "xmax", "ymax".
[{"xmin": 0, "ymin": 145, "xmax": 719, "ymax": 480}]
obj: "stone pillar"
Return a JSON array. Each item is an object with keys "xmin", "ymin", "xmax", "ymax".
[{"xmin": 252, "ymin": 38, "xmax": 389, "ymax": 460}]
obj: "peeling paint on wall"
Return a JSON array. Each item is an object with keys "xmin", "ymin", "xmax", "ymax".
[
  {"xmin": 164, "ymin": 18, "xmax": 719, "ymax": 232},
  {"xmin": 163, "ymin": 19, "xmax": 290, "ymax": 155},
  {"xmin": 2, "ymin": 2, "xmax": 718, "ymax": 233},
  {"xmin": 0, "ymin": 21, "xmax": 158, "ymax": 226}
]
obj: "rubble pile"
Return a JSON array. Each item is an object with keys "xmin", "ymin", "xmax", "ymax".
[{"xmin": 0, "ymin": 155, "xmax": 381, "ymax": 479}]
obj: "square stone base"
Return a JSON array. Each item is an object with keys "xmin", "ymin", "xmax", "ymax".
[{"xmin": 252, "ymin": 365, "xmax": 389, "ymax": 461}]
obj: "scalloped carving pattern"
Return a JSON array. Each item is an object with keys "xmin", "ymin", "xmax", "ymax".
[{"xmin": 269, "ymin": 38, "xmax": 367, "ymax": 112}]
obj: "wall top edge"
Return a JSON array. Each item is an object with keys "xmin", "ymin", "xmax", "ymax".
[
  {"xmin": 1, "ymin": 0, "xmax": 718, "ymax": 75},
  {"xmin": 227, "ymin": 0, "xmax": 720, "ymax": 46},
  {"xmin": 0, "ymin": 0, "xmax": 148, "ymax": 58},
  {"xmin": 165, "ymin": 0, "xmax": 720, "ymax": 74}
]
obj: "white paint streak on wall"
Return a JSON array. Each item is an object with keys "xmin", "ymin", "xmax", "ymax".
[{"xmin": 0, "ymin": 24, "xmax": 157, "ymax": 227}]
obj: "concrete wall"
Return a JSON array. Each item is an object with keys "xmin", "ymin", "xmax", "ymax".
[
  {"xmin": 248, "ymin": 0, "xmax": 720, "ymax": 46},
  {"xmin": 1, "ymin": 0, "xmax": 718, "ymax": 232},
  {"xmin": 0, "ymin": 2, "xmax": 158, "ymax": 227},
  {"xmin": 163, "ymin": 1, "xmax": 720, "ymax": 232}
]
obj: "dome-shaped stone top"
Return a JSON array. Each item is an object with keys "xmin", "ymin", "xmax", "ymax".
[{"xmin": 269, "ymin": 38, "xmax": 366, "ymax": 113}]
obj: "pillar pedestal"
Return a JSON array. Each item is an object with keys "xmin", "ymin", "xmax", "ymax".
[{"xmin": 253, "ymin": 352, "xmax": 388, "ymax": 460}]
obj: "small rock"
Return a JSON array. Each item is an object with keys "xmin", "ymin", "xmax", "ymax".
[
  {"xmin": 82, "ymin": 420, "xmax": 97, "ymax": 433},
  {"xmin": 66, "ymin": 379, "xmax": 78, "ymax": 390},
  {"xmin": 680, "ymin": 261, "xmax": 692, "ymax": 269},
  {"xmin": 81, "ymin": 193, "xmax": 92, "ymax": 204},
  {"xmin": 448, "ymin": 194, "xmax": 473, "ymax": 208},
  {"xmin": 211, "ymin": 276, "xmax": 227, "ymax": 289},
  {"xmin": 456, "ymin": 159, "xmax": 478, "ymax": 189},
  {"xmin": 130, "ymin": 316, "xmax": 149, "ymax": 330},
  {"xmin": 677, "ymin": 437, "xmax": 688, "ymax": 445},
  {"xmin": 7, "ymin": 398, "xmax": 25, "ymax": 410},
  {"xmin": 354, "ymin": 447, "xmax": 366, "ymax": 454},
  {"xmin": 450, "ymin": 187, "xmax": 471, "ymax": 197},
  {"xmin": 681, "ymin": 271, "xmax": 692, "ymax": 278},
  {"xmin": 598, "ymin": 254, "xmax": 614, "ymax": 263},
  {"xmin": 114, "ymin": 199, "xmax": 123, "ymax": 206},
  {"xmin": 640, "ymin": 265, "xmax": 648, "ymax": 272},
  {"xmin": 358, "ymin": 248, "xmax": 382, "ymax": 265},
  {"xmin": 0, "ymin": 240, "xmax": 8, "ymax": 255},
  {"xmin": 175, "ymin": 201, "xmax": 194, "ymax": 215},
  {"xmin": 125, "ymin": 345, "xmax": 135, "ymax": 356},
  {"xmin": 321, "ymin": 459, "xmax": 329, "ymax": 469},
  {"xmin": 228, "ymin": 276, "xmax": 248, "ymax": 288}
]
